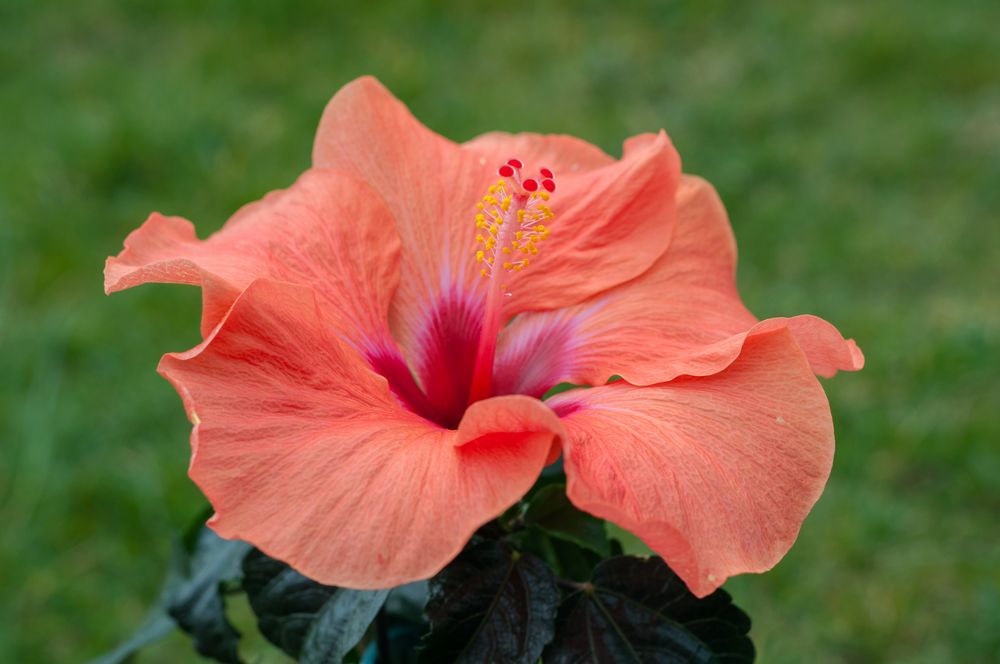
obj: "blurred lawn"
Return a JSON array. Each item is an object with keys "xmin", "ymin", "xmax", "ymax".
[{"xmin": 2, "ymin": 0, "xmax": 998, "ymax": 661}]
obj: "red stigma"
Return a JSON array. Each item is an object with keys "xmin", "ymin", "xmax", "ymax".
[
  {"xmin": 541, "ymin": 179, "xmax": 556, "ymax": 192},
  {"xmin": 522, "ymin": 178, "xmax": 539, "ymax": 192},
  {"xmin": 507, "ymin": 158, "xmax": 523, "ymax": 169},
  {"xmin": 498, "ymin": 164, "xmax": 515, "ymax": 177},
  {"xmin": 540, "ymin": 167, "xmax": 554, "ymax": 179}
]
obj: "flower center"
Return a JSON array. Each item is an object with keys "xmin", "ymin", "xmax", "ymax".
[{"xmin": 468, "ymin": 159, "xmax": 556, "ymax": 405}]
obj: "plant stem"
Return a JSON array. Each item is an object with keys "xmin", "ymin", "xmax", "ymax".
[{"xmin": 556, "ymin": 578, "xmax": 589, "ymax": 591}]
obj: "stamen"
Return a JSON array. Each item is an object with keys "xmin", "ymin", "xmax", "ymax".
[
  {"xmin": 468, "ymin": 159, "xmax": 557, "ymax": 405},
  {"xmin": 472, "ymin": 160, "xmax": 556, "ymax": 281}
]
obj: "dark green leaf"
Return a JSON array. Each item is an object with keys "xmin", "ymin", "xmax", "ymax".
[
  {"xmin": 89, "ymin": 527, "xmax": 249, "ymax": 664},
  {"xmin": 420, "ymin": 541, "xmax": 559, "ymax": 664},
  {"xmin": 360, "ymin": 581, "xmax": 429, "ymax": 664},
  {"xmin": 384, "ymin": 581, "xmax": 429, "ymax": 625},
  {"xmin": 545, "ymin": 556, "xmax": 754, "ymax": 663},
  {"xmin": 241, "ymin": 548, "xmax": 388, "ymax": 663},
  {"xmin": 532, "ymin": 456, "xmax": 567, "ymax": 492},
  {"xmin": 166, "ymin": 528, "xmax": 251, "ymax": 664},
  {"xmin": 546, "ymin": 537, "xmax": 603, "ymax": 583},
  {"xmin": 524, "ymin": 484, "xmax": 610, "ymax": 557},
  {"xmin": 508, "ymin": 526, "xmax": 600, "ymax": 583}
]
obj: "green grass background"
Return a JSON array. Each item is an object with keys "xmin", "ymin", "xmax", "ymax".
[{"xmin": 2, "ymin": 0, "xmax": 998, "ymax": 661}]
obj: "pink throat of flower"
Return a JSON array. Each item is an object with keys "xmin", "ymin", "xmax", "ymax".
[{"xmin": 468, "ymin": 159, "xmax": 556, "ymax": 405}]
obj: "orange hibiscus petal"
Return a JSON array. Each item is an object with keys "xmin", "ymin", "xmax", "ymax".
[
  {"xmin": 159, "ymin": 279, "xmax": 563, "ymax": 589},
  {"xmin": 104, "ymin": 212, "xmax": 247, "ymax": 335},
  {"xmin": 104, "ymin": 169, "xmax": 400, "ymax": 347},
  {"xmin": 495, "ymin": 175, "xmax": 863, "ymax": 395},
  {"xmin": 312, "ymin": 77, "xmax": 681, "ymax": 359},
  {"xmin": 549, "ymin": 327, "xmax": 834, "ymax": 597},
  {"xmin": 463, "ymin": 131, "xmax": 615, "ymax": 175},
  {"xmin": 312, "ymin": 76, "xmax": 486, "ymax": 359},
  {"xmin": 489, "ymin": 131, "xmax": 682, "ymax": 317}
]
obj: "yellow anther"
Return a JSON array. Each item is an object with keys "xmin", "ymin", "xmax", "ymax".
[{"xmin": 473, "ymin": 172, "xmax": 554, "ymax": 279}]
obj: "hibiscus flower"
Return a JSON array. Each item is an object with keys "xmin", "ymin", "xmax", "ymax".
[{"xmin": 105, "ymin": 76, "xmax": 863, "ymax": 597}]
